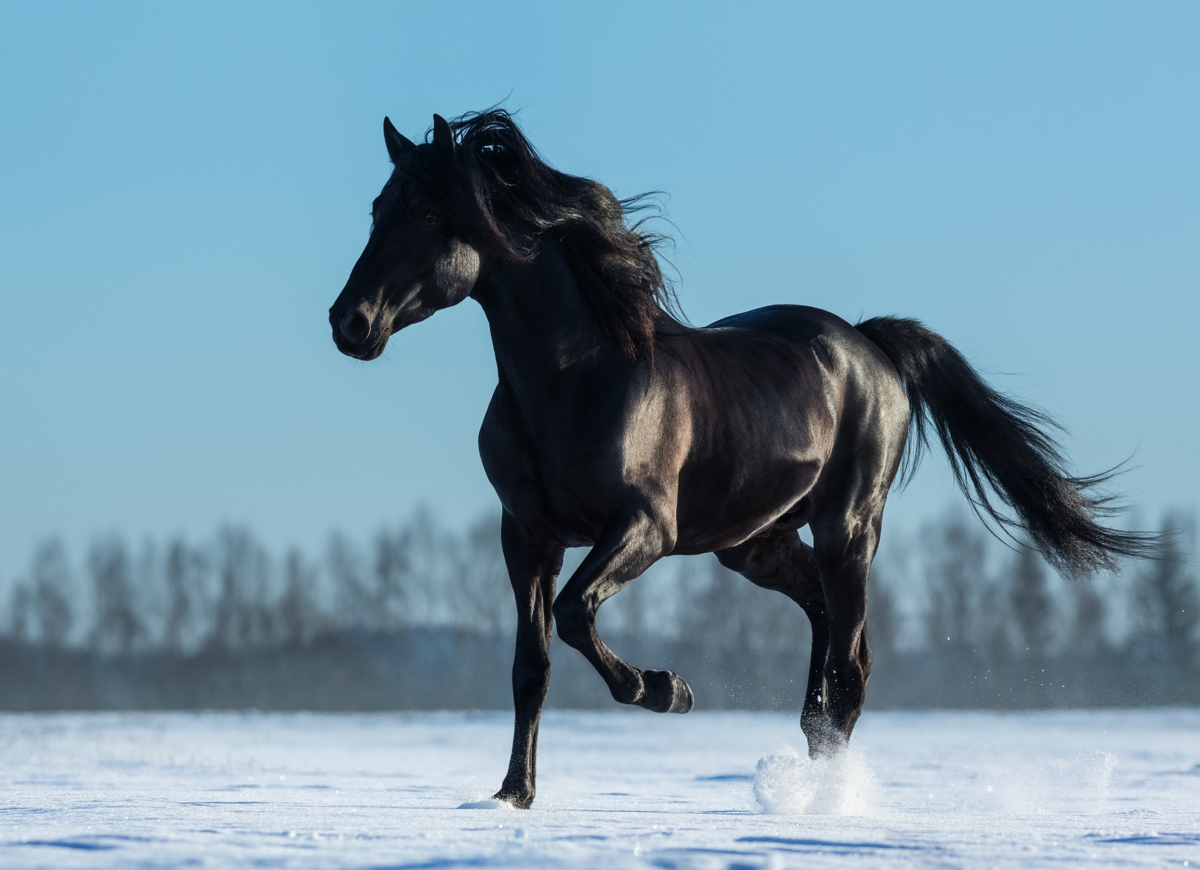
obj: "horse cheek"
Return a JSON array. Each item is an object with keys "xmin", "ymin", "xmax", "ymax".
[{"xmin": 433, "ymin": 240, "xmax": 481, "ymax": 306}]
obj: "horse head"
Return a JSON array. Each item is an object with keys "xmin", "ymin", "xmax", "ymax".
[{"xmin": 329, "ymin": 114, "xmax": 482, "ymax": 361}]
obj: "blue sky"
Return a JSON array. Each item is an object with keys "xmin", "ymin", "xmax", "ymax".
[{"xmin": 1, "ymin": 2, "xmax": 1197, "ymax": 578}]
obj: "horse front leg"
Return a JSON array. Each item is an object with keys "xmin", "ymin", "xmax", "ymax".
[
  {"xmin": 552, "ymin": 510, "xmax": 693, "ymax": 714},
  {"xmin": 493, "ymin": 512, "xmax": 564, "ymax": 809}
]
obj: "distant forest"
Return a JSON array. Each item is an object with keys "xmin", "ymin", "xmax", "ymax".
[{"xmin": 2, "ymin": 508, "xmax": 1197, "ymax": 711}]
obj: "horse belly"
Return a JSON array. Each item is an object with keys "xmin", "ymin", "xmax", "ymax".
[
  {"xmin": 672, "ymin": 453, "xmax": 824, "ymax": 554},
  {"xmin": 672, "ymin": 351, "xmax": 838, "ymax": 553}
]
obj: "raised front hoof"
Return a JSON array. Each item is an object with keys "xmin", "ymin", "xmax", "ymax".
[
  {"xmin": 639, "ymin": 670, "xmax": 694, "ymax": 714},
  {"xmin": 490, "ymin": 788, "xmax": 534, "ymax": 810}
]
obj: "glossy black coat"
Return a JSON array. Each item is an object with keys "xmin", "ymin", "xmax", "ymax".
[{"xmin": 329, "ymin": 112, "xmax": 1152, "ymax": 808}]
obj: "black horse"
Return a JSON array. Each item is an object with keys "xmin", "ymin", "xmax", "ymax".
[{"xmin": 329, "ymin": 110, "xmax": 1152, "ymax": 808}]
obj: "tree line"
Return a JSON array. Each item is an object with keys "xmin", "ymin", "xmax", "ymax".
[{"xmin": 1, "ymin": 508, "xmax": 1196, "ymax": 710}]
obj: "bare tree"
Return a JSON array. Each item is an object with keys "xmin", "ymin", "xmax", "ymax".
[
  {"xmin": 88, "ymin": 537, "xmax": 144, "ymax": 654},
  {"xmin": 373, "ymin": 527, "xmax": 411, "ymax": 632},
  {"xmin": 7, "ymin": 582, "xmax": 32, "ymax": 642},
  {"xmin": 30, "ymin": 538, "xmax": 74, "ymax": 647},
  {"xmin": 1008, "ymin": 547, "xmax": 1056, "ymax": 659},
  {"xmin": 279, "ymin": 548, "xmax": 324, "ymax": 644},
  {"xmin": 682, "ymin": 559, "xmax": 747, "ymax": 651},
  {"xmin": 328, "ymin": 530, "xmax": 370, "ymax": 632},
  {"xmin": 1130, "ymin": 514, "xmax": 1199, "ymax": 667},
  {"xmin": 922, "ymin": 514, "xmax": 989, "ymax": 653},
  {"xmin": 606, "ymin": 559, "xmax": 652, "ymax": 661},
  {"xmin": 1067, "ymin": 575, "xmax": 1111, "ymax": 656},
  {"xmin": 403, "ymin": 507, "xmax": 453, "ymax": 625},
  {"xmin": 162, "ymin": 538, "xmax": 207, "ymax": 652},
  {"xmin": 211, "ymin": 526, "xmax": 275, "ymax": 650},
  {"xmin": 867, "ymin": 565, "xmax": 901, "ymax": 658},
  {"xmin": 452, "ymin": 514, "xmax": 511, "ymax": 636}
]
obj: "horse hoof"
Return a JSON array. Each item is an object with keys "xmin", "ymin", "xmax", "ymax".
[
  {"xmin": 640, "ymin": 670, "xmax": 694, "ymax": 714},
  {"xmin": 490, "ymin": 788, "xmax": 534, "ymax": 809},
  {"xmin": 801, "ymin": 716, "xmax": 848, "ymax": 758}
]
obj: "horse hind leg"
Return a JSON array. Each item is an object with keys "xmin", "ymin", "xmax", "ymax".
[
  {"xmin": 552, "ymin": 510, "xmax": 694, "ymax": 715},
  {"xmin": 808, "ymin": 509, "xmax": 882, "ymax": 753},
  {"xmin": 715, "ymin": 530, "xmax": 832, "ymax": 755}
]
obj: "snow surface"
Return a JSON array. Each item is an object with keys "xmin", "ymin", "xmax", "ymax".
[{"xmin": 2, "ymin": 708, "xmax": 1198, "ymax": 868}]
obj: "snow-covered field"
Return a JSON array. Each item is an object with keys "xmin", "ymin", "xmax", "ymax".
[{"xmin": 1, "ymin": 708, "xmax": 1197, "ymax": 869}]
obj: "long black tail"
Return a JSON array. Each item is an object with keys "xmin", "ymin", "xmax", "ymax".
[{"xmin": 855, "ymin": 315, "xmax": 1156, "ymax": 578}]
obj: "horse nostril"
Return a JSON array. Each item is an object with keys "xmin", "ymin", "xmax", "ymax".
[{"xmin": 340, "ymin": 310, "xmax": 372, "ymax": 344}]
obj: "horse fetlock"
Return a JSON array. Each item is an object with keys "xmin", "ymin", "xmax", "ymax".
[{"xmin": 638, "ymin": 670, "xmax": 694, "ymax": 714}]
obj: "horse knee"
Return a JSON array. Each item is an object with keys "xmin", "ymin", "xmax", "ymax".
[{"xmin": 551, "ymin": 596, "xmax": 590, "ymax": 650}]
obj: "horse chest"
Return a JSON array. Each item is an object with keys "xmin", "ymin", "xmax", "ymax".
[{"xmin": 477, "ymin": 391, "xmax": 618, "ymax": 542}]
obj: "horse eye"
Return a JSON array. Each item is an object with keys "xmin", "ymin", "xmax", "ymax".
[{"xmin": 421, "ymin": 210, "xmax": 440, "ymax": 226}]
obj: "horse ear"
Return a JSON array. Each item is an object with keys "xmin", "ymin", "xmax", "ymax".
[
  {"xmin": 432, "ymin": 114, "xmax": 456, "ymax": 155},
  {"xmin": 383, "ymin": 116, "xmax": 415, "ymax": 163}
]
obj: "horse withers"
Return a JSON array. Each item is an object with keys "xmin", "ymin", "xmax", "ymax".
[{"xmin": 328, "ymin": 110, "xmax": 1153, "ymax": 808}]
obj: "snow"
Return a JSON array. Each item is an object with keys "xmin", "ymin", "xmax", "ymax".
[{"xmin": 2, "ymin": 708, "xmax": 1198, "ymax": 868}]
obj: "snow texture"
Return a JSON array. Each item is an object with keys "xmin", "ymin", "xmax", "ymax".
[{"xmin": 2, "ymin": 708, "xmax": 1198, "ymax": 868}]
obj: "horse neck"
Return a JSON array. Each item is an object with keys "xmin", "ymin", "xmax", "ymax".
[{"xmin": 471, "ymin": 242, "xmax": 619, "ymax": 402}]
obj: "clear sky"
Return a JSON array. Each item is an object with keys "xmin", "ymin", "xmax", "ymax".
[{"xmin": 1, "ymin": 1, "xmax": 1197, "ymax": 579}]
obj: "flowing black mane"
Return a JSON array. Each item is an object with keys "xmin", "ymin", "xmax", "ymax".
[{"xmin": 423, "ymin": 110, "xmax": 679, "ymax": 358}]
